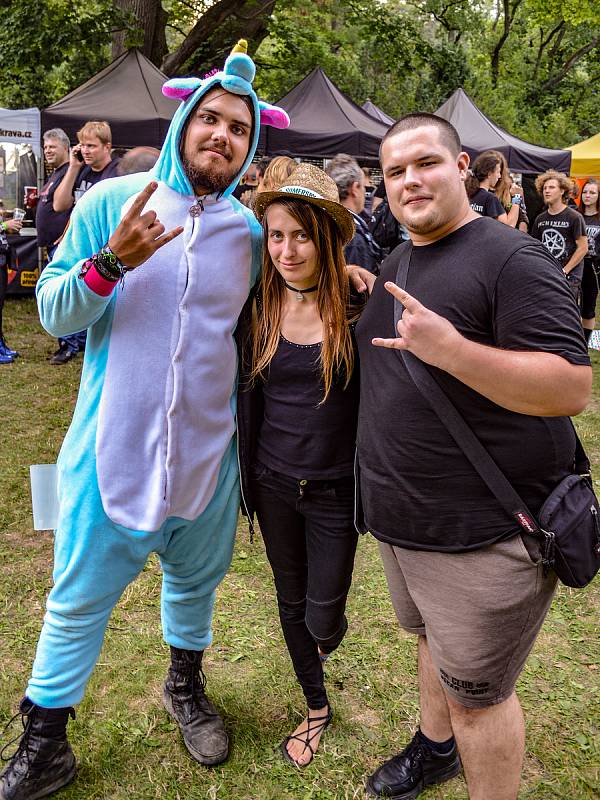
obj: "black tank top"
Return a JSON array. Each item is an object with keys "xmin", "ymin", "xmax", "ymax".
[{"xmin": 255, "ymin": 333, "xmax": 359, "ymax": 479}]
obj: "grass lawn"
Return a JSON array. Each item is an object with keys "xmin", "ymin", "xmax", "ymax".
[{"xmin": 0, "ymin": 296, "xmax": 598, "ymax": 800}]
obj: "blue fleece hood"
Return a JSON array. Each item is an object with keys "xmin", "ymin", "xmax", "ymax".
[{"xmin": 152, "ymin": 40, "xmax": 289, "ymax": 198}]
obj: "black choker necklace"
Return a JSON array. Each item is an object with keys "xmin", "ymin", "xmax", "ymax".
[{"xmin": 283, "ymin": 281, "xmax": 318, "ymax": 302}]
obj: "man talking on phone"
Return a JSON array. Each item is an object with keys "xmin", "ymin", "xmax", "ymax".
[{"xmin": 48, "ymin": 121, "xmax": 120, "ymax": 363}]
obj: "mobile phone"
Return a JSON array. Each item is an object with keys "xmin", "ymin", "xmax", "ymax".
[{"xmin": 75, "ymin": 149, "xmax": 84, "ymax": 163}]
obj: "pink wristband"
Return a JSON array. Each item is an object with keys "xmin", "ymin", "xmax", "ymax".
[{"xmin": 83, "ymin": 262, "xmax": 118, "ymax": 297}]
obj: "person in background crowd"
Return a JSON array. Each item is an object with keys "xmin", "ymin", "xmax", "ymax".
[
  {"xmin": 532, "ymin": 171, "xmax": 588, "ymax": 301},
  {"xmin": 327, "ymin": 153, "xmax": 381, "ymax": 274},
  {"xmin": 578, "ymin": 179, "xmax": 600, "ymax": 344},
  {"xmin": 257, "ymin": 156, "xmax": 295, "ymax": 195},
  {"xmin": 371, "ymin": 174, "xmax": 386, "ymax": 213},
  {"xmin": 357, "ymin": 112, "xmax": 591, "ymax": 800},
  {"xmin": 36, "ymin": 129, "xmax": 71, "ymax": 262},
  {"xmin": 238, "ymin": 163, "xmax": 361, "ymax": 767},
  {"xmin": 465, "ymin": 151, "xmax": 520, "ymax": 225},
  {"xmin": 492, "ymin": 155, "xmax": 528, "ymax": 231},
  {"xmin": 0, "ymin": 215, "xmax": 23, "ymax": 363},
  {"xmin": 567, "ymin": 181, "xmax": 580, "ymax": 210},
  {"xmin": 239, "ymin": 157, "xmax": 273, "ymax": 207},
  {"xmin": 49, "ymin": 121, "xmax": 121, "ymax": 364},
  {"xmin": 233, "ymin": 162, "xmax": 259, "ymax": 202},
  {"xmin": 116, "ymin": 146, "xmax": 160, "ymax": 176},
  {"xmin": 361, "ymin": 167, "xmax": 375, "ymax": 221}
]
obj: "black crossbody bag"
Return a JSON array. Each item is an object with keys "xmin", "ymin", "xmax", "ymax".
[{"xmin": 394, "ymin": 250, "xmax": 600, "ymax": 588}]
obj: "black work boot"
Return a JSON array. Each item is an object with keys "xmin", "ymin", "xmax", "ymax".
[
  {"xmin": 0, "ymin": 697, "xmax": 76, "ymax": 800},
  {"xmin": 366, "ymin": 729, "xmax": 461, "ymax": 799},
  {"xmin": 163, "ymin": 647, "xmax": 229, "ymax": 766}
]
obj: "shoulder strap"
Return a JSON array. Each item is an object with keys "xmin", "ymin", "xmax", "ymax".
[{"xmin": 392, "ymin": 248, "xmax": 588, "ymax": 537}]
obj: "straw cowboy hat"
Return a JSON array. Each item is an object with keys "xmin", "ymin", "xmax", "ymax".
[{"xmin": 254, "ymin": 162, "xmax": 355, "ymax": 244}]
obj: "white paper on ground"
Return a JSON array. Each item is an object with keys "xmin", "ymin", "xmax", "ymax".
[{"xmin": 30, "ymin": 464, "xmax": 58, "ymax": 530}]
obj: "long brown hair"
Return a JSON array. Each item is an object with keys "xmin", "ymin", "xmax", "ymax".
[
  {"xmin": 251, "ymin": 198, "xmax": 355, "ymax": 403},
  {"xmin": 490, "ymin": 151, "xmax": 512, "ymax": 208},
  {"xmin": 465, "ymin": 150, "xmax": 502, "ymax": 198}
]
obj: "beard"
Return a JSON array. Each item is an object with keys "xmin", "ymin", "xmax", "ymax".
[{"xmin": 182, "ymin": 152, "xmax": 239, "ymax": 195}]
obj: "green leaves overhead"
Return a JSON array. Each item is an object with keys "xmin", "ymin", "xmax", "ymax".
[{"xmin": 0, "ymin": 0, "xmax": 597, "ymax": 148}]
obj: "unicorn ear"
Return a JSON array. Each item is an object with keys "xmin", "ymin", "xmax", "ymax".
[
  {"xmin": 258, "ymin": 101, "xmax": 290, "ymax": 129},
  {"xmin": 163, "ymin": 77, "xmax": 203, "ymax": 100}
]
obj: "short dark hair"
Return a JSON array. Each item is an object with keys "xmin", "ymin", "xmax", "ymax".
[{"xmin": 380, "ymin": 113, "xmax": 461, "ymax": 158}]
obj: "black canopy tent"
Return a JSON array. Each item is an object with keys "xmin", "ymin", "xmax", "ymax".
[
  {"xmin": 42, "ymin": 50, "xmax": 178, "ymax": 149},
  {"xmin": 257, "ymin": 68, "xmax": 389, "ymax": 161},
  {"xmin": 434, "ymin": 88, "xmax": 571, "ymax": 174},
  {"xmin": 362, "ymin": 99, "xmax": 394, "ymax": 126}
]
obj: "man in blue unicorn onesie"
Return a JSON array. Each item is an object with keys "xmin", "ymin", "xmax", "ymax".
[{"xmin": 0, "ymin": 41, "xmax": 289, "ymax": 800}]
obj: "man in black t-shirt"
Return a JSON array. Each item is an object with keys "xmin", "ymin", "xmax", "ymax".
[
  {"xmin": 357, "ymin": 114, "xmax": 591, "ymax": 800},
  {"xmin": 50, "ymin": 121, "xmax": 120, "ymax": 363},
  {"xmin": 36, "ymin": 129, "xmax": 72, "ymax": 257},
  {"xmin": 531, "ymin": 171, "xmax": 587, "ymax": 299}
]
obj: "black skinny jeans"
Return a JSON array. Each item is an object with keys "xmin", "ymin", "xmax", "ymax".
[{"xmin": 251, "ymin": 463, "xmax": 358, "ymax": 710}]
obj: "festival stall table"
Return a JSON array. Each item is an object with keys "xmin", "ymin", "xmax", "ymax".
[{"xmin": 6, "ymin": 230, "xmax": 39, "ymax": 295}]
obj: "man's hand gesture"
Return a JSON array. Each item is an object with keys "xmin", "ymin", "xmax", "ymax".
[
  {"xmin": 108, "ymin": 182, "xmax": 184, "ymax": 270},
  {"xmin": 372, "ymin": 281, "xmax": 464, "ymax": 371}
]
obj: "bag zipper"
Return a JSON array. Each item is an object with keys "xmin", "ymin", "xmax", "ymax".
[{"xmin": 591, "ymin": 505, "xmax": 600, "ymax": 556}]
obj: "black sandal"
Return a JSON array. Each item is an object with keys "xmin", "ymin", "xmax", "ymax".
[{"xmin": 280, "ymin": 707, "xmax": 333, "ymax": 768}]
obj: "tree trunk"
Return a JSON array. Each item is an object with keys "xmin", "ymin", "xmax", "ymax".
[
  {"xmin": 161, "ymin": 0, "xmax": 277, "ymax": 77},
  {"xmin": 490, "ymin": 0, "xmax": 522, "ymax": 87},
  {"xmin": 112, "ymin": 0, "xmax": 167, "ymax": 66}
]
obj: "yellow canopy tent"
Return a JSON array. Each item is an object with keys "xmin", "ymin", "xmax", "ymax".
[{"xmin": 567, "ymin": 132, "xmax": 600, "ymax": 177}]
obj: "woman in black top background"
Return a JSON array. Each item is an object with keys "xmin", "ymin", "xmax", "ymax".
[
  {"xmin": 237, "ymin": 164, "xmax": 361, "ymax": 767},
  {"xmin": 465, "ymin": 150, "xmax": 521, "ymax": 226},
  {"xmin": 578, "ymin": 179, "xmax": 600, "ymax": 344}
]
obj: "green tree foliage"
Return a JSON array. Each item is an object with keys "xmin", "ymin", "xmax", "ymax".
[
  {"xmin": 0, "ymin": 0, "xmax": 129, "ymax": 108},
  {"xmin": 0, "ymin": 0, "xmax": 597, "ymax": 148},
  {"xmin": 254, "ymin": 0, "xmax": 599, "ymax": 147}
]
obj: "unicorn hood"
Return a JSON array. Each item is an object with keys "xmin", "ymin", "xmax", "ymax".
[{"xmin": 152, "ymin": 40, "xmax": 289, "ymax": 198}]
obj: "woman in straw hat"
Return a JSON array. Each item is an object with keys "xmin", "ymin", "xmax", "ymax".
[{"xmin": 236, "ymin": 163, "xmax": 362, "ymax": 767}]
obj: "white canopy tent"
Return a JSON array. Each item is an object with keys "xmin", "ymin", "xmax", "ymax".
[{"xmin": 0, "ymin": 107, "xmax": 42, "ymax": 212}]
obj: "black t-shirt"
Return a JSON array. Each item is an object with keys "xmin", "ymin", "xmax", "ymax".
[
  {"xmin": 355, "ymin": 217, "xmax": 590, "ymax": 552},
  {"xmin": 232, "ymin": 182, "xmax": 255, "ymax": 200},
  {"xmin": 469, "ymin": 188, "xmax": 505, "ymax": 218},
  {"xmin": 35, "ymin": 163, "xmax": 71, "ymax": 248},
  {"xmin": 374, "ymin": 180, "xmax": 386, "ymax": 199},
  {"xmin": 255, "ymin": 334, "xmax": 359, "ymax": 479},
  {"xmin": 531, "ymin": 207, "xmax": 587, "ymax": 278},
  {"xmin": 75, "ymin": 157, "xmax": 120, "ymax": 196},
  {"xmin": 582, "ymin": 212, "xmax": 600, "ymax": 265}
]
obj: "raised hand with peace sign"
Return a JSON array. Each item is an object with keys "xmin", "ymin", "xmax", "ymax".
[{"xmin": 107, "ymin": 182, "xmax": 184, "ymax": 270}]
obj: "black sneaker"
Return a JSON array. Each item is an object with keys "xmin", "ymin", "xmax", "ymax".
[
  {"xmin": 0, "ymin": 698, "xmax": 76, "ymax": 800},
  {"xmin": 163, "ymin": 648, "xmax": 229, "ymax": 766},
  {"xmin": 366, "ymin": 730, "xmax": 461, "ymax": 799},
  {"xmin": 49, "ymin": 345, "xmax": 77, "ymax": 365}
]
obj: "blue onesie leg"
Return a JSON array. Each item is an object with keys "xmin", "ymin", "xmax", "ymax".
[
  {"xmin": 27, "ymin": 481, "xmax": 163, "ymax": 709},
  {"xmin": 159, "ymin": 438, "xmax": 240, "ymax": 651},
  {"xmin": 26, "ymin": 440, "xmax": 240, "ymax": 709}
]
